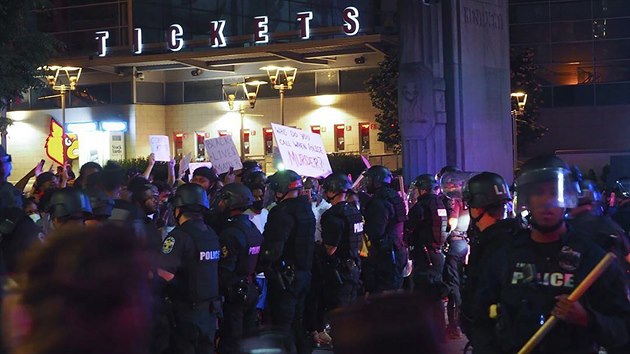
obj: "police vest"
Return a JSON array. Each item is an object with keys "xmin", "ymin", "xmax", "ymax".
[
  {"xmin": 322, "ymin": 202, "xmax": 364, "ymax": 262},
  {"xmin": 225, "ymin": 216, "xmax": 263, "ymax": 278},
  {"xmin": 177, "ymin": 219, "xmax": 220, "ymax": 303},
  {"xmin": 415, "ymin": 194, "xmax": 448, "ymax": 249},
  {"xmin": 278, "ymin": 196, "xmax": 316, "ymax": 271},
  {"xmin": 371, "ymin": 187, "xmax": 407, "ymax": 247}
]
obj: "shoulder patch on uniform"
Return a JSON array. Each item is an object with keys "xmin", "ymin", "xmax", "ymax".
[
  {"xmin": 221, "ymin": 245, "xmax": 229, "ymax": 258},
  {"xmin": 162, "ymin": 236, "xmax": 176, "ymax": 254}
]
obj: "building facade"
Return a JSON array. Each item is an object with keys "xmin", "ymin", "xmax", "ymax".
[{"xmin": 510, "ymin": 0, "xmax": 630, "ymax": 174}]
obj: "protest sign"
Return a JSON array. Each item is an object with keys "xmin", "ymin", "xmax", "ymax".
[
  {"xmin": 149, "ymin": 135, "xmax": 170, "ymax": 162},
  {"xmin": 271, "ymin": 123, "xmax": 332, "ymax": 178},
  {"xmin": 204, "ymin": 136, "xmax": 243, "ymax": 174}
]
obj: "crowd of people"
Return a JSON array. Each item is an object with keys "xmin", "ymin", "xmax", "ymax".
[{"xmin": 0, "ymin": 143, "xmax": 629, "ymax": 354}]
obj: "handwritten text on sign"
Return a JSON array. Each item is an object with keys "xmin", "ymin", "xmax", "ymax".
[
  {"xmin": 272, "ymin": 123, "xmax": 332, "ymax": 178},
  {"xmin": 203, "ymin": 136, "xmax": 243, "ymax": 174}
]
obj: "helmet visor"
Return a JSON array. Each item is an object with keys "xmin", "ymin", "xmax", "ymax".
[
  {"xmin": 515, "ymin": 168, "xmax": 579, "ymax": 210},
  {"xmin": 439, "ymin": 171, "xmax": 477, "ymax": 200}
]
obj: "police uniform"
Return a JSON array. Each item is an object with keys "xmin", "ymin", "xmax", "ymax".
[
  {"xmin": 473, "ymin": 229, "xmax": 630, "ymax": 354},
  {"xmin": 444, "ymin": 198, "xmax": 471, "ymax": 334},
  {"xmin": 257, "ymin": 195, "xmax": 315, "ymax": 354},
  {"xmin": 363, "ymin": 187, "xmax": 407, "ymax": 293},
  {"xmin": 160, "ymin": 218, "xmax": 220, "ymax": 354},
  {"xmin": 320, "ymin": 201, "xmax": 363, "ymax": 309},
  {"xmin": 405, "ymin": 192, "xmax": 448, "ymax": 297},
  {"xmin": 217, "ymin": 214, "xmax": 263, "ymax": 354},
  {"xmin": 460, "ymin": 218, "xmax": 522, "ymax": 342}
]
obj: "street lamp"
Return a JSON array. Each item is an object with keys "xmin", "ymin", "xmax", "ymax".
[
  {"xmin": 39, "ymin": 65, "xmax": 82, "ymax": 132},
  {"xmin": 260, "ymin": 65, "xmax": 298, "ymax": 125},
  {"xmin": 511, "ymin": 91, "xmax": 527, "ymax": 170},
  {"xmin": 223, "ymin": 78, "xmax": 266, "ymax": 160}
]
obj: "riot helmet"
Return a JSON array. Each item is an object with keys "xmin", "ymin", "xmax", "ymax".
[
  {"xmin": 85, "ymin": 188, "xmax": 114, "ymax": 219},
  {"xmin": 47, "ymin": 188, "xmax": 93, "ymax": 219},
  {"xmin": 411, "ymin": 174, "xmax": 438, "ymax": 192},
  {"xmin": 211, "ymin": 182, "xmax": 254, "ymax": 213},
  {"xmin": 323, "ymin": 173, "xmax": 352, "ymax": 194},
  {"xmin": 267, "ymin": 170, "xmax": 303, "ymax": 194},
  {"xmin": 361, "ymin": 165, "xmax": 392, "ymax": 193},
  {"xmin": 463, "ymin": 172, "xmax": 512, "ymax": 208},
  {"xmin": 514, "ymin": 154, "xmax": 579, "ymax": 210},
  {"xmin": 171, "ymin": 183, "xmax": 209, "ymax": 211}
]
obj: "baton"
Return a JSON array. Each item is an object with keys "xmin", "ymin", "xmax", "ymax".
[{"xmin": 517, "ymin": 252, "xmax": 617, "ymax": 354}]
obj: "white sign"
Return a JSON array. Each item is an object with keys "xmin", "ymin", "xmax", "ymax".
[
  {"xmin": 109, "ymin": 132, "xmax": 125, "ymax": 160},
  {"xmin": 149, "ymin": 135, "xmax": 170, "ymax": 162},
  {"xmin": 271, "ymin": 123, "xmax": 332, "ymax": 178},
  {"xmin": 179, "ymin": 152, "xmax": 192, "ymax": 177},
  {"xmin": 204, "ymin": 136, "xmax": 243, "ymax": 174},
  {"xmin": 188, "ymin": 162, "xmax": 213, "ymax": 175}
]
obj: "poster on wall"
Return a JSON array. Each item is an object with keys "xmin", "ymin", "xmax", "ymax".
[
  {"xmin": 44, "ymin": 118, "xmax": 79, "ymax": 165},
  {"xmin": 149, "ymin": 135, "xmax": 170, "ymax": 162},
  {"xmin": 203, "ymin": 136, "xmax": 243, "ymax": 174},
  {"xmin": 271, "ymin": 123, "xmax": 332, "ymax": 178},
  {"xmin": 109, "ymin": 132, "xmax": 125, "ymax": 160}
]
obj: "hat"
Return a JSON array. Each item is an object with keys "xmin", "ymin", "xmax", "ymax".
[{"xmin": 193, "ymin": 166, "xmax": 219, "ymax": 182}]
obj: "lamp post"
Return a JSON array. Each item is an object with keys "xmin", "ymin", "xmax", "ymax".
[
  {"xmin": 223, "ymin": 78, "xmax": 266, "ymax": 160},
  {"xmin": 511, "ymin": 92, "xmax": 527, "ymax": 171},
  {"xmin": 260, "ymin": 66, "xmax": 297, "ymax": 126},
  {"xmin": 40, "ymin": 65, "xmax": 82, "ymax": 132}
]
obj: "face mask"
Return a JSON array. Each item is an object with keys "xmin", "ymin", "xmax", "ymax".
[
  {"xmin": 252, "ymin": 200, "xmax": 264, "ymax": 211},
  {"xmin": 29, "ymin": 213, "xmax": 41, "ymax": 223}
]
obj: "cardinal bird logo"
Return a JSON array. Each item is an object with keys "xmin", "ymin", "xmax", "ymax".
[{"xmin": 45, "ymin": 118, "xmax": 79, "ymax": 165}]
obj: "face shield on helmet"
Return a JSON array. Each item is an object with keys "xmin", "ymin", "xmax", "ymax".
[
  {"xmin": 438, "ymin": 171, "xmax": 478, "ymax": 200},
  {"xmin": 514, "ymin": 167, "xmax": 580, "ymax": 210}
]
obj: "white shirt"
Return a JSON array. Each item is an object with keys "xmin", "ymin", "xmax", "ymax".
[
  {"xmin": 312, "ymin": 199, "xmax": 332, "ymax": 242},
  {"xmin": 244, "ymin": 208, "xmax": 269, "ymax": 234}
]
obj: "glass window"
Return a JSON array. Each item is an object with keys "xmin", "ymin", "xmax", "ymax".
[
  {"xmin": 511, "ymin": 24, "xmax": 550, "ymax": 44},
  {"xmin": 598, "ymin": 18, "xmax": 630, "ymax": 40},
  {"xmin": 551, "ymin": 42, "xmax": 593, "ymax": 63},
  {"xmin": 112, "ymin": 82, "xmax": 133, "ymax": 105},
  {"xmin": 551, "ymin": 21, "xmax": 592, "ymax": 42},
  {"xmin": 137, "ymin": 82, "xmax": 164, "ymax": 104},
  {"xmin": 595, "ymin": 39, "xmax": 630, "ymax": 60},
  {"xmin": 509, "ymin": 3, "xmax": 549, "ymax": 24},
  {"xmin": 593, "ymin": 61, "xmax": 630, "ymax": 83},
  {"xmin": 316, "ymin": 70, "xmax": 339, "ymax": 95},
  {"xmin": 541, "ymin": 86, "xmax": 553, "ymax": 107},
  {"xmin": 184, "ymin": 80, "xmax": 223, "ymax": 102},
  {"xmin": 289, "ymin": 72, "xmax": 316, "ymax": 97},
  {"xmin": 340, "ymin": 68, "xmax": 377, "ymax": 93},
  {"xmin": 71, "ymin": 84, "xmax": 111, "ymax": 107},
  {"xmin": 550, "ymin": 1, "xmax": 591, "ymax": 21},
  {"xmin": 513, "ymin": 44, "xmax": 552, "ymax": 64},
  {"xmin": 553, "ymin": 84, "xmax": 594, "ymax": 106},
  {"xmin": 596, "ymin": 83, "xmax": 630, "ymax": 105},
  {"xmin": 593, "ymin": 0, "xmax": 630, "ymax": 18},
  {"xmin": 165, "ymin": 82, "xmax": 184, "ymax": 105}
]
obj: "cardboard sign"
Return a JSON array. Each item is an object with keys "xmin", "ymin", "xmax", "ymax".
[
  {"xmin": 179, "ymin": 152, "xmax": 192, "ymax": 177},
  {"xmin": 272, "ymin": 123, "xmax": 332, "ymax": 178},
  {"xmin": 203, "ymin": 136, "xmax": 243, "ymax": 174},
  {"xmin": 188, "ymin": 162, "xmax": 213, "ymax": 175},
  {"xmin": 149, "ymin": 135, "xmax": 170, "ymax": 162}
]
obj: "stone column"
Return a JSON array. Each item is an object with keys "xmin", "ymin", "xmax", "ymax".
[{"xmin": 398, "ymin": 0, "xmax": 447, "ymax": 183}]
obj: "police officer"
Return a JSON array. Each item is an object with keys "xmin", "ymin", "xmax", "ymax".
[
  {"xmin": 158, "ymin": 183, "xmax": 220, "ymax": 354},
  {"xmin": 212, "ymin": 183, "xmax": 263, "ymax": 354},
  {"xmin": 405, "ymin": 174, "xmax": 447, "ymax": 295},
  {"xmin": 84, "ymin": 188, "xmax": 114, "ymax": 226},
  {"xmin": 46, "ymin": 188, "xmax": 93, "ymax": 230},
  {"xmin": 568, "ymin": 179, "xmax": 630, "ymax": 279},
  {"xmin": 257, "ymin": 170, "xmax": 315, "ymax": 354},
  {"xmin": 361, "ymin": 165, "xmax": 407, "ymax": 293},
  {"xmin": 320, "ymin": 173, "xmax": 363, "ymax": 309},
  {"xmin": 473, "ymin": 156, "xmax": 630, "ymax": 353},
  {"xmin": 459, "ymin": 172, "xmax": 520, "ymax": 348}
]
